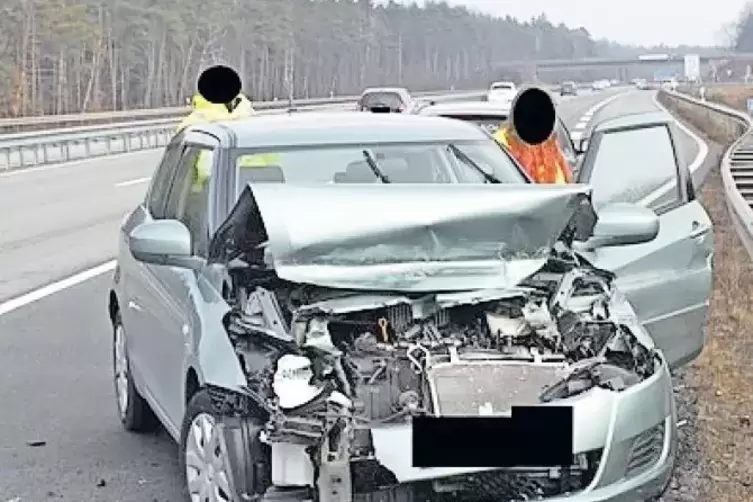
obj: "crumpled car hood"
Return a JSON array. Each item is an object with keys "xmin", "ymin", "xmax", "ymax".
[{"xmin": 209, "ymin": 183, "xmax": 594, "ymax": 292}]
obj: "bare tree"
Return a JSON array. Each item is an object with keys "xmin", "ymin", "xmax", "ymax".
[{"xmin": 0, "ymin": 0, "xmax": 646, "ymax": 117}]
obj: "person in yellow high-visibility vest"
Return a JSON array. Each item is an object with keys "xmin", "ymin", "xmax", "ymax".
[
  {"xmin": 191, "ymin": 150, "xmax": 214, "ymax": 193},
  {"xmin": 180, "ymin": 65, "xmax": 276, "ymax": 192},
  {"xmin": 237, "ymin": 153, "xmax": 281, "ymax": 168},
  {"xmin": 227, "ymin": 94, "xmax": 256, "ymax": 119},
  {"xmin": 181, "ymin": 94, "xmax": 259, "ymax": 191},
  {"xmin": 177, "ymin": 92, "xmax": 256, "ymax": 133}
]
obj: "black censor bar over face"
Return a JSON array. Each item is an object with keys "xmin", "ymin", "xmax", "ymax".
[{"xmin": 412, "ymin": 406, "xmax": 574, "ymax": 468}]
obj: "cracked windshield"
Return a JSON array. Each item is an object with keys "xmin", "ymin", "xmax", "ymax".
[{"xmin": 2, "ymin": 0, "xmax": 753, "ymax": 500}]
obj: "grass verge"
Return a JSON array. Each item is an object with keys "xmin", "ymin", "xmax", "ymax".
[
  {"xmin": 707, "ymin": 86, "xmax": 753, "ymax": 111},
  {"xmin": 689, "ymin": 157, "xmax": 753, "ymax": 501},
  {"xmin": 663, "ymin": 88, "xmax": 753, "ymax": 500}
]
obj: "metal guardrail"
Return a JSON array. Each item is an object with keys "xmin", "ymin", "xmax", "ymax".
[
  {"xmin": 662, "ymin": 88, "xmax": 753, "ymax": 259},
  {"xmin": 0, "ymin": 90, "xmax": 486, "ymax": 171},
  {"xmin": 0, "ymin": 89, "xmax": 486, "ymax": 133}
]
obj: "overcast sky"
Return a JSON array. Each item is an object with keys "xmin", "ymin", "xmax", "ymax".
[{"xmin": 400, "ymin": 0, "xmax": 746, "ymax": 46}]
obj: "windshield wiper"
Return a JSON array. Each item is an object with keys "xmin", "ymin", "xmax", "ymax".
[
  {"xmin": 447, "ymin": 144, "xmax": 500, "ymax": 184},
  {"xmin": 362, "ymin": 150, "xmax": 390, "ymax": 183}
]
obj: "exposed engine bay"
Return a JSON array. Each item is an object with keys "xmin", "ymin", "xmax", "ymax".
[{"xmin": 212, "ymin": 256, "xmax": 660, "ymax": 502}]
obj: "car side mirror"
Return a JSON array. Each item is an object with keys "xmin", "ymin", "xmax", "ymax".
[
  {"xmin": 128, "ymin": 220, "xmax": 203, "ymax": 269},
  {"xmin": 577, "ymin": 203, "xmax": 659, "ymax": 250}
]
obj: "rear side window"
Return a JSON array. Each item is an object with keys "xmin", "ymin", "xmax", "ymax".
[
  {"xmin": 491, "ymin": 83, "xmax": 514, "ymax": 91},
  {"xmin": 361, "ymin": 92, "xmax": 405, "ymax": 110}
]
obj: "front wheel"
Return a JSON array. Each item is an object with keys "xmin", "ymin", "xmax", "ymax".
[
  {"xmin": 181, "ymin": 391, "xmax": 237, "ymax": 502},
  {"xmin": 112, "ymin": 311, "xmax": 157, "ymax": 432}
]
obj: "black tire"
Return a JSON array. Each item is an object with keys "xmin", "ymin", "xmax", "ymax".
[
  {"xmin": 112, "ymin": 311, "xmax": 158, "ymax": 432},
  {"xmin": 180, "ymin": 390, "xmax": 272, "ymax": 502}
]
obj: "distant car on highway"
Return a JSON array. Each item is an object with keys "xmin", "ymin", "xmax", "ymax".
[
  {"xmin": 415, "ymin": 100, "xmax": 579, "ymax": 169},
  {"xmin": 108, "ymin": 110, "xmax": 712, "ymax": 502},
  {"xmin": 560, "ymin": 81, "xmax": 577, "ymax": 96},
  {"xmin": 634, "ymin": 78, "xmax": 649, "ymax": 90},
  {"xmin": 356, "ymin": 87, "xmax": 417, "ymax": 113},
  {"xmin": 591, "ymin": 79, "xmax": 611, "ymax": 90},
  {"xmin": 660, "ymin": 78, "xmax": 678, "ymax": 91},
  {"xmin": 486, "ymin": 80, "xmax": 517, "ymax": 106}
]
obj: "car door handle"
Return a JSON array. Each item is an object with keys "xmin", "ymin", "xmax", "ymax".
[
  {"xmin": 689, "ymin": 221, "xmax": 709, "ymax": 238},
  {"xmin": 128, "ymin": 300, "xmax": 143, "ymax": 312}
]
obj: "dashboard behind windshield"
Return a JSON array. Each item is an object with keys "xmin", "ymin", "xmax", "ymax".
[{"xmin": 232, "ymin": 140, "xmax": 526, "ymax": 197}]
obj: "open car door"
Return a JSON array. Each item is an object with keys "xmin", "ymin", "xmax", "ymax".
[{"xmin": 576, "ymin": 112, "xmax": 713, "ymax": 369}]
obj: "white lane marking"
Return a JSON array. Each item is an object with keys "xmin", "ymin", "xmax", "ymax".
[
  {"xmin": 568, "ymin": 92, "xmax": 629, "ymax": 142},
  {"xmin": 0, "ymin": 260, "xmax": 116, "ymax": 317},
  {"xmin": 580, "ymin": 92, "xmax": 627, "ymax": 124},
  {"xmin": 651, "ymin": 92, "xmax": 708, "ymax": 174},
  {"xmin": 115, "ymin": 176, "xmax": 150, "ymax": 187},
  {"xmin": 639, "ymin": 92, "xmax": 709, "ymax": 207}
]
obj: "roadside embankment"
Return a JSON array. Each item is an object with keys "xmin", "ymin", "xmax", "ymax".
[
  {"xmin": 658, "ymin": 89, "xmax": 746, "ymax": 144},
  {"xmin": 657, "ymin": 89, "xmax": 753, "ymax": 502}
]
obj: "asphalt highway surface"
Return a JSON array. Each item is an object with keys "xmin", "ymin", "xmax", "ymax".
[{"xmin": 0, "ymin": 88, "xmax": 704, "ymax": 501}]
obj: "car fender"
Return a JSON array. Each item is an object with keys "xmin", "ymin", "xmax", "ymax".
[{"xmin": 186, "ymin": 276, "xmax": 247, "ymax": 396}]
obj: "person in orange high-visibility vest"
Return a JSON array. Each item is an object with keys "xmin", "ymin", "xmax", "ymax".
[{"xmin": 493, "ymin": 87, "xmax": 573, "ymax": 184}]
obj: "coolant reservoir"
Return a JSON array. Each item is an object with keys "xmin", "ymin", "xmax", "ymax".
[
  {"xmin": 271, "ymin": 442, "xmax": 315, "ymax": 487},
  {"xmin": 272, "ymin": 354, "xmax": 323, "ymax": 409}
]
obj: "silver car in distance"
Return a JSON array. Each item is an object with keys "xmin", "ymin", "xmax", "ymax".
[{"xmin": 108, "ymin": 111, "xmax": 713, "ymax": 502}]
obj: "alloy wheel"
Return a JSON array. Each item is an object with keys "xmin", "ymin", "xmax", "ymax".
[
  {"xmin": 113, "ymin": 323, "xmax": 129, "ymax": 419},
  {"xmin": 185, "ymin": 412, "xmax": 233, "ymax": 502}
]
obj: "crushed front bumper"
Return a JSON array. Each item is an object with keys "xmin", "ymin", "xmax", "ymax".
[{"xmin": 219, "ymin": 357, "xmax": 677, "ymax": 502}]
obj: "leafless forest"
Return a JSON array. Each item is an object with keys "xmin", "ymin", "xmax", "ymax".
[{"xmin": 0, "ymin": 0, "xmax": 639, "ymax": 117}]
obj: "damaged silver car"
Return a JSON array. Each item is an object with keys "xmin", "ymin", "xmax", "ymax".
[{"xmin": 108, "ymin": 111, "xmax": 713, "ymax": 502}]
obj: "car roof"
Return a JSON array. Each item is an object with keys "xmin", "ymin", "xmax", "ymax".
[
  {"xmin": 361, "ymin": 87, "xmax": 409, "ymax": 95},
  {"xmin": 417, "ymin": 101, "xmax": 574, "ymax": 129},
  {"xmin": 195, "ymin": 111, "xmax": 489, "ymax": 148},
  {"xmin": 417, "ymin": 101, "xmax": 510, "ymax": 117},
  {"xmin": 591, "ymin": 111, "xmax": 671, "ymax": 132}
]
